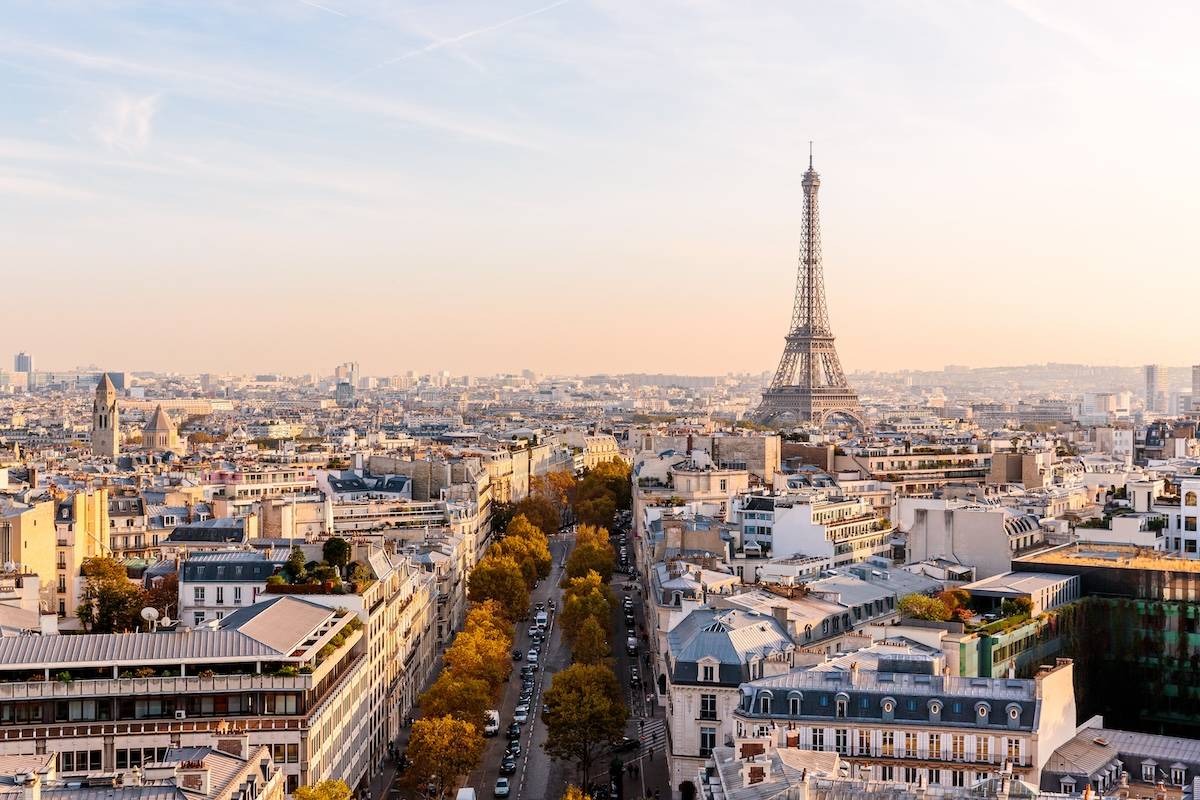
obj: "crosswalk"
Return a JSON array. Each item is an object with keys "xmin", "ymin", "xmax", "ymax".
[{"xmin": 631, "ymin": 718, "xmax": 668, "ymax": 757}]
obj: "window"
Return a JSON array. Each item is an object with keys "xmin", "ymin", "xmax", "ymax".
[
  {"xmin": 952, "ymin": 735, "xmax": 965, "ymax": 761},
  {"xmin": 719, "ymin": 479, "xmax": 727, "ymax": 492},
  {"xmin": 977, "ymin": 736, "xmax": 990, "ymax": 763},
  {"xmin": 194, "ymin": 587, "xmax": 205, "ymax": 603},
  {"xmin": 265, "ymin": 694, "xmax": 298, "ymax": 715},
  {"xmin": 1006, "ymin": 738, "xmax": 1021, "ymax": 764},
  {"xmin": 930, "ymin": 733, "xmax": 941, "ymax": 758},
  {"xmin": 789, "ymin": 696, "xmax": 801, "ymax": 716},
  {"xmin": 835, "ymin": 728, "xmax": 847, "ymax": 754},
  {"xmin": 905, "ymin": 732, "xmax": 919, "ymax": 757},
  {"xmin": 234, "ymin": 586, "xmax": 242, "ymax": 604},
  {"xmin": 836, "ymin": 698, "xmax": 846, "ymax": 717},
  {"xmin": 1173, "ymin": 768, "xmax": 1186, "ymax": 786},
  {"xmin": 819, "ymin": 695, "xmax": 829, "ymax": 707},
  {"xmin": 1187, "ymin": 517, "xmax": 1197, "ymax": 533},
  {"xmin": 700, "ymin": 727, "xmax": 716, "ymax": 757},
  {"xmin": 857, "ymin": 730, "xmax": 871, "ymax": 756},
  {"xmin": 1186, "ymin": 491, "xmax": 1197, "ymax": 506},
  {"xmin": 811, "ymin": 728, "xmax": 824, "ymax": 751},
  {"xmin": 216, "ymin": 587, "xmax": 224, "ymax": 605},
  {"xmin": 952, "ymin": 771, "xmax": 965, "ymax": 788},
  {"xmin": 976, "ymin": 772, "xmax": 989, "ymax": 783},
  {"xmin": 702, "ymin": 665, "xmax": 715, "ymax": 682},
  {"xmin": 880, "ymin": 766, "xmax": 894, "ymax": 782},
  {"xmin": 700, "ymin": 694, "xmax": 717, "ymax": 720},
  {"xmin": 194, "ymin": 612, "xmax": 205, "ymax": 624},
  {"xmin": 1142, "ymin": 764, "xmax": 1156, "ymax": 782},
  {"xmin": 930, "ymin": 769, "xmax": 941, "ymax": 786},
  {"xmin": 904, "ymin": 768, "xmax": 919, "ymax": 784},
  {"xmin": 881, "ymin": 731, "xmax": 895, "ymax": 757},
  {"xmin": 57, "ymin": 576, "xmax": 65, "ymax": 593},
  {"xmin": 758, "ymin": 696, "xmax": 771, "ymax": 715}
]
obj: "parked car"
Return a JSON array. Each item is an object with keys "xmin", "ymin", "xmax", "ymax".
[
  {"xmin": 512, "ymin": 649, "xmax": 523, "ymax": 661},
  {"xmin": 483, "ymin": 709, "xmax": 500, "ymax": 737},
  {"xmin": 528, "ymin": 649, "xmax": 540, "ymax": 665},
  {"xmin": 494, "ymin": 778, "xmax": 511, "ymax": 798},
  {"xmin": 514, "ymin": 704, "xmax": 530, "ymax": 723},
  {"xmin": 506, "ymin": 741, "xmax": 522, "ymax": 758},
  {"xmin": 507, "ymin": 722, "xmax": 520, "ymax": 738},
  {"xmin": 500, "ymin": 757, "xmax": 517, "ymax": 776}
]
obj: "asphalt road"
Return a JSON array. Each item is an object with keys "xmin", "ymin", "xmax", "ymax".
[{"xmin": 466, "ymin": 530, "xmax": 576, "ymax": 799}]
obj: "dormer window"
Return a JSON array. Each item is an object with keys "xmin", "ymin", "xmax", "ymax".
[
  {"xmin": 702, "ymin": 665, "xmax": 715, "ymax": 682},
  {"xmin": 163, "ymin": 515, "xmax": 177, "ymax": 526}
]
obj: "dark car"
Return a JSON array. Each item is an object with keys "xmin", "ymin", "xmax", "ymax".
[
  {"xmin": 500, "ymin": 757, "xmax": 517, "ymax": 776},
  {"xmin": 611, "ymin": 737, "xmax": 639, "ymax": 753},
  {"xmin": 507, "ymin": 722, "xmax": 521, "ymax": 738},
  {"xmin": 506, "ymin": 741, "xmax": 522, "ymax": 759},
  {"xmin": 512, "ymin": 649, "xmax": 523, "ymax": 661}
]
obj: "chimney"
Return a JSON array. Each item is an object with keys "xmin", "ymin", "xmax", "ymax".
[
  {"xmin": 20, "ymin": 773, "xmax": 41, "ymax": 800},
  {"xmin": 27, "ymin": 467, "xmax": 37, "ymax": 490},
  {"xmin": 175, "ymin": 761, "xmax": 211, "ymax": 796},
  {"xmin": 1118, "ymin": 771, "xmax": 1130, "ymax": 800},
  {"xmin": 771, "ymin": 606, "xmax": 790, "ymax": 632}
]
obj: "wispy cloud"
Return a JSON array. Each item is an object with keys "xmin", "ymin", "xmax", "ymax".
[
  {"xmin": 296, "ymin": 0, "xmax": 346, "ymax": 18},
  {"xmin": 342, "ymin": 0, "xmax": 570, "ymax": 83},
  {"xmin": 0, "ymin": 170, "xmax": 96, "ymax": 200},
  {"xmin": 92, "ymin": 93, "xmax": 160, "ymax": 153}
]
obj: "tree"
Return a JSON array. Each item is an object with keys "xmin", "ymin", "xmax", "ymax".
[
  {"xmin": 187, "ymin": 431, "xmax": 215, "ymax": 445},
  {"xmin": 494, "ymin": 533, "xmax": 552, "ymax": 588},
  {"xmin": 898, "ymin": 593, "xmax": 952, "ymax": 622},
  {"xmin": 443, "ymin": 626, "xmax": 512, "ymax": 691},
  {"xmin": 146, "ymin": 573, "xmax": 179, "ymax": 618},
  {"xmin": 405, "ymin": 716, "xmax": 484, "ymax": 800},
  {"xmin": 543, "ymin": 469, "xmax": 579, "ymax": 516},
  {"xmin": 467, "ymin": 553, "xmax": 529, "ymax": 621},
  {"xmin": 561, "ymin": 788, "xmax": 589, "ymax": 800},
  {"xmin": 573, "ymin": 616, "xmax": 609, "ymax": 665},
  {"xmin": 284, "ymin": 547, "xmax": 307, "ymax": 581},
  {"xmin": 513, "ymin": 493, "xmax": 560, "ymax": 537},
  {"xmin": 77, "ymin": 557, "xmax": 148, "ymax": 633},
  {"xmin": 463, "ymin": 600, "xmax": 513, "ymax": 642},
  {"xmin": 574, "ymin": 494, "xmax": 617, "ymax": 529},
  {"xmin": 565, "ymin": 538, "xmax": 615, "ymax": 584},
  {"xmin": 293, "ymin": 780, "xmax": 351, "ymax": 800},
  {"xmin": 543, "ymin": 664, "xmax": 628, "ymax": 786},
  {"xmin": 420, "ymin": 671, "xmax": 491, "ymax": 728},
  {"xmin": 560, "ymin": 571, "xmax": 615, "ymax": 646},
  {"xmin": 322, "ymin": 537, "xmax": 351, "ymax": 570}
]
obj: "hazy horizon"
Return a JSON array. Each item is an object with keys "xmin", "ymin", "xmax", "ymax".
[{"xmin": 4, "ymin": 1, "xmax": 1200, "ymax": 375}]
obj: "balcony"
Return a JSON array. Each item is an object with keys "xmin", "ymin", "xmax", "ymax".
[{"xmin": 0, "ymin": 672, "xmax": 313, "ymax": 702}]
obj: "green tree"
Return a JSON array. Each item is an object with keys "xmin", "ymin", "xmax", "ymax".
[
  {"xmin": 405, "ymin": 716, "xmax": 484, "ymax": 800},
  {"xmin": 284, "ymin": 546, "xmax": 307, "ymax": 581},
  {"xmin": 898, "ymin": 593, "xmax": 952, "ymax": 622},
  {"xmin": 322, "ymin": 537, "xmax": 351, "ymax": 570},
  {"xmin": 543, "ymin": 664, "xmax": 628, "ymax": 786},
  {"xmin": 77, "ymin": 557, "xmax": 149, "ymax": 633},
  {"xmin": 467, "ymin": 553, "xmax": 529, "ymax": 621},
  {"xmin": 293, "ymin": 780, "xmax": 351, "ymax": 800},
  {"xmin": 572, "ymin": 616, "xmax": 610, "ymax": 665}
]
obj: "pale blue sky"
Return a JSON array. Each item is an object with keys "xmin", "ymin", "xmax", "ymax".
[{"xmin": 3, "ymin": 1, "xmax": 1198, "ymax": 376}]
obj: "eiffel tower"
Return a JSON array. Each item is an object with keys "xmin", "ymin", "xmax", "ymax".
[{"xmin": 754, "ymin": 149, "xmax": 864, "ymax": 428}]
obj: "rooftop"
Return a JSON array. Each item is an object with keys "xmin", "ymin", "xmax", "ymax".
[{"xmin": 1016, "ymin": 543, "xmax": 1200, "ymax": 574}]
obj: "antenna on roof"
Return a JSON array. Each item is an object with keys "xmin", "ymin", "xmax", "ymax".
[{"xmin": 809, "ymin": 141, "xmax": 813, "ymax": 169}]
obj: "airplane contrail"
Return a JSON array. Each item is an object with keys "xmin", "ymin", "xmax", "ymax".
[
  {"xmin": 297, "ymin": 0, "xmax": 347, "ymax": 18},
  {"xmin": 342, "ymin": 0, "xmax": 569, "ymax": 83}
]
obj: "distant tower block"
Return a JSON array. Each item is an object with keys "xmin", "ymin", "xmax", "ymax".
[
  {"xmin": 754, "ymin": 149, "xmax": 864, "ymax": 429},
  {"xmin": 92, "ymin": 373, "xmax": 120, "ymax": 458}
]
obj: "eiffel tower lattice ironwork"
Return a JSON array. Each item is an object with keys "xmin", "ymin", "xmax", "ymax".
[{"xmin": 754, "ymin": 151, "xmax": 864, "ymax": 428}]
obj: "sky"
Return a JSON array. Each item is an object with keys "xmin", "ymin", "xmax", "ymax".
[{"xmin": 3, "ymin": 1, "xmax": 1200, "ymax": 377}]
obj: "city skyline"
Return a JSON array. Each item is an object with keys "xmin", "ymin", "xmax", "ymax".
[{"xmin": 5, "ymin": 1, "xmax": 1200, "ymax": 374}]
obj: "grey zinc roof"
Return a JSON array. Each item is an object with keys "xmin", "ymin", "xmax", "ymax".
[
  {"xmin": 0, "ymin": 629, "xmax": 281, "ymax": 668},
  {"xmin": 742, "ymin": 668, "xmax": 1036, "ymax": 702},
  {"xmin": 1044, "ymin": 731, "xmax": 1119, "ymax": 777},
  {"xmin": 217, "ymin": 596, "xmax": 336, "ymax": 654},
  {"xmin": 668, "ymin": 608, "xmax": 792, "ymax": 675},
  {"xmin": 1093, "ymin": 728, "xmax": 1200, "ymax": 767}
]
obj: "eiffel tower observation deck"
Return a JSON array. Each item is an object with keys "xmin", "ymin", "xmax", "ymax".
[{"xmin": 754, "ymin": 151, "xmax": 865, "ymax": 429}]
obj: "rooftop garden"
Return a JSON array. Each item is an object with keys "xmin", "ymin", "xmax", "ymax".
[{"xmin": 264, "ymin": 538, "xmax": 376, "ymax": 595}]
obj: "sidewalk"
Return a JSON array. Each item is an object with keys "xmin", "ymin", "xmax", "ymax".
[{"xmin": 368, "ymin": 646, "xmax": 448, "ymax": 800}]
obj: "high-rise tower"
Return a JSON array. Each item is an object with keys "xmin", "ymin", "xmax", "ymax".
[
  {"xmin": 755, "ymin": 152, "xmax": 864, "ymax": 428},
  {"xmin": 92, "ymin": 373, "xmax": 119, "ymax": 458}
]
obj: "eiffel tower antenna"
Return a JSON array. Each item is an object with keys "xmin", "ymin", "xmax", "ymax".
[{"xmin": 754, "ymin": 154, "xmax": 865, "ymax": 429}]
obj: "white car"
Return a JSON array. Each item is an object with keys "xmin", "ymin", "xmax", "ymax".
[
  {"xmin": 514, "ymin": 704, "xmax": 529, "ymax": 723},
  {"xmin": 527, "ymin": 649, "xmax": 539, "ymax": 665},
  {"xmin": 494, "ymin": 777, "xmax": 511, "ymax": 798}
]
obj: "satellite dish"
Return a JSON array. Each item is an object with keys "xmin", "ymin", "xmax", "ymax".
[
  {"xmin": 161, "ymin": 616, "xmax": 171, "ymax": 627},
  {"xmin": 3, "ymin": 562, "xmax": 15, "ymax": 573},
  {"xmin": 140, "ymin": 607, "xmax": 160, "ymax": 622}
]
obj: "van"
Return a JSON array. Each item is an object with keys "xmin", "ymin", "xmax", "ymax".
[
  {"xmin": 535, "ymin": 610, "xmax": 548, "ymax": 629},
  {"xmin": 483, "ymin": 710, "xmax": 500, "ymax": 737},
  {"xmin": 456, "ymin": 790, "xmax": 477, "ymax": 800},
  {"xmin": 626, "ymin": 637, "xmax": 637, "ymax": 656}
]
